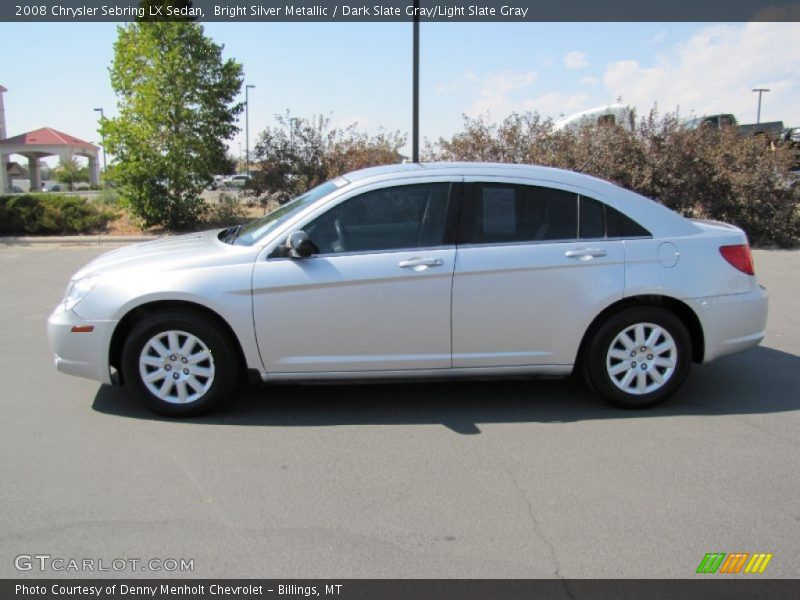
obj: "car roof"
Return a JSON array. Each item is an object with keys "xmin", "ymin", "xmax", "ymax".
[{"xmin": 345, "ymin": 161, "xmax": 609, "ymax": 185}]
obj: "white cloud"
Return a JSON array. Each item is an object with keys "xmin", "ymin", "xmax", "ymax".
[
  {"xmin": 603, "ymin": 22, "xmax": 800, "ymax": 125},
  {"xmin": 564, "ymin": 51, "xmax": 590, "ymax": 70},
  {"xmin": 462, "ymin": 69, "xmax": 538, "ymax": 117},
  {"xmin": 517, "ymin": 92, "xmax": 592, "ymax": 119},
  {"xmin": 579, "ymin": 76, "xmax": 599, "ymax": 86},
  {"xmin": 448, "ymin": 69, "xmax": 590, "ymax": 121},
  {"xmin": 645, "ymin": 30, "xmax": 667, "ymax": 45}
]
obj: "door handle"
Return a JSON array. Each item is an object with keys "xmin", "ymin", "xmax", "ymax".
[
  {"xmin": 565, "ymin": 248, "xmax": 607, "ymax": 260},
  {"xmin": 398, "ymin": 257, "xmax": 444, "ymax": 269}
]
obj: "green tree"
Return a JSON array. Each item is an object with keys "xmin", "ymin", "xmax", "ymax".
[
  {"xmin": 212, "ymin": 152, "xmax": 239, "ymax": 176},
  {"xmin": 101, "ymin": 20, "xmax": 243, "ymax": 229},
  {"xmin": 53, "ymin": 157, "xmax": 89, "ymax": 191}
]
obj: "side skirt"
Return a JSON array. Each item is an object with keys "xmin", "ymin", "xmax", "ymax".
[{"xmin": 255, "ymin": 364, "xmax": 573, "ymax": 385}]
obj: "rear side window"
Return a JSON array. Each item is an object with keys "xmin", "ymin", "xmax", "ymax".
[
  {"xmin": 579, "ymin": 195, "xmax": 651, "ymax": 239},
  {"xmin": 579, "ymin": 196, "xmax": 606, "ymax": 238},
  {"xmin": 460, "ymin": 185, "xmax": 651, "ymax": 244},
  {"xmin": 460, "ymin": 184, "xmax": 578, "ymax": 244},
  {"xmin": 605, "ymin": 203, "xmax": 651, "ymax": 238}
]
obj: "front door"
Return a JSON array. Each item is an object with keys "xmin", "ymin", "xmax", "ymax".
[{"xmin": 252, "ymin": 181, "xmax": 458, "ymax": 374}]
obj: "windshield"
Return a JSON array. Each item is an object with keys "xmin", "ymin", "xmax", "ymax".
[{"xmin": 232, "ymin": 181, "xmax": 342, "ymax": 246}]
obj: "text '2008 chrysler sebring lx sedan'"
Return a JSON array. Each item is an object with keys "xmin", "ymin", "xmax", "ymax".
[{"xmin": 47, "ymin": 163, "xmax": 768, "ymax": 416}]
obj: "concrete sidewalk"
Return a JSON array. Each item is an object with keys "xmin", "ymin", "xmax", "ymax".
[{"xmin": 0, "ymin": 235, "xmax": 159, "ymax": 246}]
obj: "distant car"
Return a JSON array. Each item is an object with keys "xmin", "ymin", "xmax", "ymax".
[
  {"xmin": 47, "ymin": 162, "xmax": 768, "ymax": 416},
  {"xmin": 48, "ymin": 184, "xmax": 62, "ymax": 192},
  {"xmin": 10, "ymin": 185, "xmax": 23, "ymax": 193},
  {"xmin": 226, "ymin": 174, "xmax": 251, "ymax": 188},
  {"xmin": 206, "ymin": 175, "xmax": 225, "ymax": 190}
]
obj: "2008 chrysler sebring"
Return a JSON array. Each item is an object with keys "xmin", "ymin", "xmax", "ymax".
[{"xmin": 47, "ymin": 163, "xmax": 768, "ymax": 416}]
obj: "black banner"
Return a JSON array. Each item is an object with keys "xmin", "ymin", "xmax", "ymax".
[
  {"xmin": 3, "ymin": 0, "xmax": 800, "ymax": 22},
  {"xmin": 4, "ymin": 579, "xmax": 800, "ymax": 600}
]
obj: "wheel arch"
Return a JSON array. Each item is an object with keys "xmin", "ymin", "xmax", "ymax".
[
  {"xmin": 109, "ymin": 300, "xmax": 248, "ymax": 385},
  {"xmin": 576, "ymin": 294, "xmax": 705, "ymax": 368}
]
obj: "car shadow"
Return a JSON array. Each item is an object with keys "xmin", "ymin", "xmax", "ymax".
[{"xmin": 92, "ymin": 346, "xmax": 800, "ymax": 434}]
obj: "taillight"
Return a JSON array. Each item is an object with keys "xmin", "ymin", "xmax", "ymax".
[{"xmin": 719, "ymin": 244, "xmax": 755, "ymax": 276}]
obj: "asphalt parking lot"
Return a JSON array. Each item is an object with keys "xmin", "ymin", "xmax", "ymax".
[{"xmin": 0, "ymin": 244, "xmax": 798, "ymax": 579}]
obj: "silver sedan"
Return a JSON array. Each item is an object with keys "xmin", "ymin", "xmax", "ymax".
[{"xmin": 47, "ymin": 163, "xmax": 768, "ymax": 415}]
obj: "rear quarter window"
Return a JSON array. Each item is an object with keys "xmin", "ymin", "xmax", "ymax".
[{"xmin": 579, "ymin": 195, "xmax": 651, "ymax": 239}]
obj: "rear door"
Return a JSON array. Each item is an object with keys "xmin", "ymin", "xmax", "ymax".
[{"xmin": 452, "ymin": 180, "xmax": 626, "ymax": 368}]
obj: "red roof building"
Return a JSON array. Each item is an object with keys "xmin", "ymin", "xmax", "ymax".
[{"xmin": 0, "ymin": 126, "xmax": 100, "ymax": 192}]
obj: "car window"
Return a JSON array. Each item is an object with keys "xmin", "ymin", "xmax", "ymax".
[
  {"xmin": 303, "ymin": 183, "xmax": 451, "ymax": 255},
  {"xmin": 579, "ymin": 194, "xmax": 651, "ymax": 239},
  {"xmin": 579, "ymin": 195, "xmax": 606, "ymax": 238},
  {"xmin": 605, "ymin": 203, "xmax": 651, "ymax": 237},
  {"xmin": 233, "ymin": 181, "xmax": 341, "ymax": 246},
  {"xmin": 460, "ymin": 184, "xmax": 578, "ymax": 244}
]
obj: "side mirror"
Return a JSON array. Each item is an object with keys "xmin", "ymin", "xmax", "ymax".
[{"xmin": 285, "ymin": 230, "xmax": 316, "ymax": 259}]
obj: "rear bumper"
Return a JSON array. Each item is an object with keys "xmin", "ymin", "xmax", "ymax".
[
  {"xmin": 47, "ymin": 305, "xmax": 117, "ymax": 384},
  {"xmin": 685, "ymin": 285, "xmax": 768, "ymax": 363}
]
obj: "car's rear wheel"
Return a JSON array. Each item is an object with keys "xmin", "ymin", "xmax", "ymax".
[
  {"xmin": 585, "ymin": 307, "xmax": 691, "ymax": 409},
  {"xmin": 121, "ymin": 311, "xmax": 237, "ymax": 416}
]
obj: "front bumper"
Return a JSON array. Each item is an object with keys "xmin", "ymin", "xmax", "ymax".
[
  {"xmin": 47, "ymin": 305, "xmax": 118, "ymax": 384},
  {"xmin": 685, "ymin": 285, "xmax": 769, "ymax": 363}
]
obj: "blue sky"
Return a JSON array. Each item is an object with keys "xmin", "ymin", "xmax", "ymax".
[{"xmin": 1, "ymin": 21, "xmax": 798, "ymax": 164}]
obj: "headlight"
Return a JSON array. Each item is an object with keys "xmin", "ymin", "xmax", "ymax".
[{"xmin": 62, "ymin": 275, "xmax": 101, "ymax": 312}]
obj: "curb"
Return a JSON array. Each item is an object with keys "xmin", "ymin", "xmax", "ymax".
[{"xmin": 0, "ymin": 235, "xmax": 160, "ymax": 246}]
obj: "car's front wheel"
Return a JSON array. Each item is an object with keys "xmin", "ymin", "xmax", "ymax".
[
  {"xmin": 121, "ymin": 311, "xmax": 238, "ymax": 416},
  {"xmin": 585, "ymin": 307, "xmax": 692, "ymax": 409}
]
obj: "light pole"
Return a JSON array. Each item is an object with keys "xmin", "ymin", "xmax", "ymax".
[
  {"xmin": 245, "ymin": 84, "xmax": 255, "ymax": 177},
  {"xmin": 93, "ymin": 107, "xmax": 107, "ymax": 173},
  {"xmin": 412, "ymin": 0, "xmax": 420, "ymax": 163},
  {"xmin": 752, "ymin": 88, "xmax": 770, "ymax": 124}
]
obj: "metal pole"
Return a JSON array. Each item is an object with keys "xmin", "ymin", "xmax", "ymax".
[
  {"xmin": 93, "ymin": 108, "xmax": 107, "ymax": 173},
  {"xmin": 752, "ymin": 88, "xmax": 769, "ymax": 124},
  {"xmin": 245, "ymin": 84, "xmax": 255, "ymax": 177},
  {"xmin": 412, "ymin": 0, "xmax": 419, "ymax": 163}
]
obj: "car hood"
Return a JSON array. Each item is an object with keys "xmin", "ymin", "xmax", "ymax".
[{"xmin": 72, "ymin": 230, "xmax": 246, "ymax": 280}]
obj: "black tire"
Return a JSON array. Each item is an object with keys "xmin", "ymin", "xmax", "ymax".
[
  {"xmin": 121, "ymin": 311, "xmax": 238, "ymax": 416},
  {"xmin": 584, "ymin": 307, "xmax": 692, "ymax": 409}
]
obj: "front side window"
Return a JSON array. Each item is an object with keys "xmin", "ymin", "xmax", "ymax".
[
  {"xmin": 303, "ymin": 183, "xmax": 452, "ymax": 255},
  {"xmin": 460, "ymin": 184, "xmax": 578, "ymax": 244},
  {"xmin": 233, "ymin": 181, "xmax": 341, "ymax": 246}
]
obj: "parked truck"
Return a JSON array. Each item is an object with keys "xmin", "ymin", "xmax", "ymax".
[
  {"xmin": 682, "ymin": 113, "xmax": 800, "ymax": 168},
  {"xmin": 682, "ymin": 113, "xmax": 784, "ymax": 140}
]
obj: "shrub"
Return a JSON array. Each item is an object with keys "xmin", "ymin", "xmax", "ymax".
[
  {"xmin": 0, "ymin": 194, "xmax": 118, "ymax": 235},
  {"xmin": 250, "ymin": 113, "xmax": 407, "ymax": 204},
  {"xmin": 426, "ymin": 111, "xmax": 800, "ymax": 247},
  {"xmin": 202, "ymin": 193, "xmax": 249, "ymax": 228}
]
